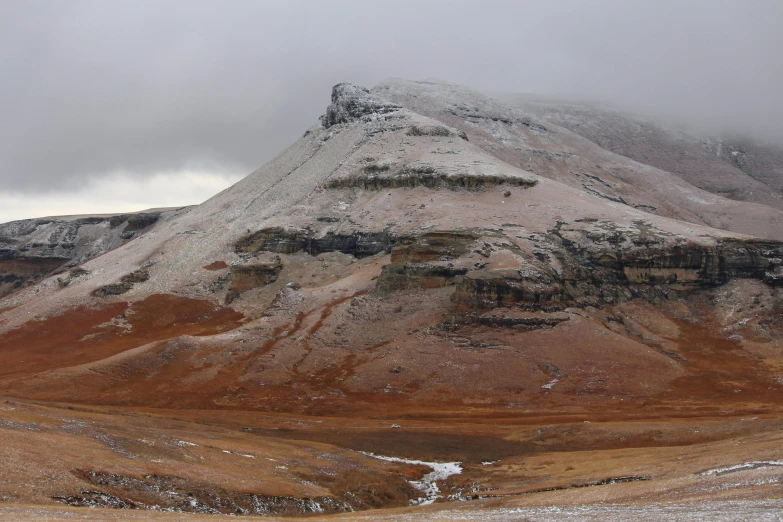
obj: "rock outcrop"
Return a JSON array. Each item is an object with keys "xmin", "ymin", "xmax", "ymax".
[
  {"xmin": 109, "ymin": 212, "xmax": 161, "ymax": 237},
  {"xmin": 236, "ymin": 228, "xmax": 395, "ymax": 259},
  {"xmin": 325, "ymin": 169, "xmax": 537, "ymax": 191},
  {"xmin": 235, "ymin": 221, "xmax": 783, "ymax": 323},
  {"xmin": 376, "ymin": 232, "xmax": 475, "ymax": 292},
  {"xmin": 92, "ymin": 267, "xmax": 150, "ymax": 297},
  {"xmin": 448, "ymin": 226, "xmax": 783, "ymax": 321},
  {"xmin": 321, "ymin": 83, "xmax": 401, "ymax": 128},
  {"xmin": 225, "ymin": 260, "xmax": 283, "ymax": 303}
]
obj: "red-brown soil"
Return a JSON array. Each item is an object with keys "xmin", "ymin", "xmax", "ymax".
[
  {"xmin": 203, "ymin": 260, "xmax": 229, "ymax": 271},
  {"xmin": 0, "ymin": 294, "xmax": 244, "ymax": 381},
  {"xmin": 1, "ymin": 279, "xmax": 782, "ymax": 518}
]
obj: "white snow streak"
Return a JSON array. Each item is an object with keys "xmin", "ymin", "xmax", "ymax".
[
  {"xmin": 699, "ymin": 460, "xmax": 783, "ymax": 475},
  {"xmin": 359, "ymin": 452, "xmax": 462, "ymax": 505}
]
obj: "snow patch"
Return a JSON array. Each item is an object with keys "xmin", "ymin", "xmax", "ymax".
[
  {"xmin": 359, "ymin": 451, "xmax": 462, "ymax": 505},
  {"xmin": 219, "ymin": 449, "xmax": 254, "ymax": 458},
  {"xmin": 699, "ymin": 460, "xmax": 783, "ymax": 475}
]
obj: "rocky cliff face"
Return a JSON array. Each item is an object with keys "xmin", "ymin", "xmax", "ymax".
[
  {"xmin": 236, "ymin": 228, "xmax": 396, "ymax": 259},
  {"xmin": 448, "ymin": 227, "xmax": 783, "ymax": 322},
  {"xmin": 236, "ymin": 223, "xmax": 783, "ymax": 324},
  {"xmin": 321, "ymin": 83, "xmax": 401, "ymax": 128},
  {"xmin": 0, "ymin": 210, "xmax": 173, "ymax": 297},
  {"xmin": 225, "ymin": 260, "xmax": 283, "ymax": 303}
]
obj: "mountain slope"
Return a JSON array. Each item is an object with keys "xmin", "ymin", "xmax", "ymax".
[{"xmin": 504, "ymin": 93, "xmax": 783, "ymax": 206}]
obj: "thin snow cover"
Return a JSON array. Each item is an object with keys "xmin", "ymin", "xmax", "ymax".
[
  {"xmin": 346, "ymin": 500, "xmax": 783, "ymax": 520},
  {"xmin": 541, "ymin": 378, "xmax": 559, "ymax": 390},
  {"xmin": 699, "ymin": 460, "xmax": 783, "ymax": 475},
  {"xmin": 360, "ymin": 451, "xmax": 462, "ymax": 505},
  {"xmin": 175, "ymin": 440, "xmax": 198, "ymax": 447}
]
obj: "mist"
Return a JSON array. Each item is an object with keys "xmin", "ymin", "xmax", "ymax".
[{"xmin": 2, "ymin": 0, "xmax": 782, "ymax": 222}]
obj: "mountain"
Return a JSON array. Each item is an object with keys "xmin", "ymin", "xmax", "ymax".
[{"xmin": 1, "ymin": 80, "xmax": 782, "ymax": 519}]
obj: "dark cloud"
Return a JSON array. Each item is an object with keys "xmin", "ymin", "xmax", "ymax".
[{"xmin": 1, "ymin": 0, "xmax": 782, "ymax": 195}]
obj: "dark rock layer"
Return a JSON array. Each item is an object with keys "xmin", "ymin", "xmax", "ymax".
[
  {"xmin": 236, "ymin": 228, "xmax": 396, "ymax": 259},
  {"xmin": 235, "ymin": 222, "xmax": 782, "ymax": 320},
  {"xmin": 55, "ymin": 469, "xmax": 353, "ymax": 516},
  {"xmin": 93, "ymin": 268, "xmax": 150, "ymax": 297},
  {"xmin": 325, "ymin": 171, "xmax": 537, "ymax": 191}
]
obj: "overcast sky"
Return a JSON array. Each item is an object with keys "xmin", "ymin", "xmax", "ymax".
[{"xmin": 2, "ymin": 0, "xmax": 782, "ymax": 223}]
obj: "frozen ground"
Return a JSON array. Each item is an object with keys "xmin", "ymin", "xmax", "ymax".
[{"xmin": 323, "ymin": 500, "xmax": 783, "ymax": 521}]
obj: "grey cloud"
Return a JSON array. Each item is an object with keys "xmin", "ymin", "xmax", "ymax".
[{"xmin": 1, "ymin": 0, "xmax": 782, "ymax": 194}]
